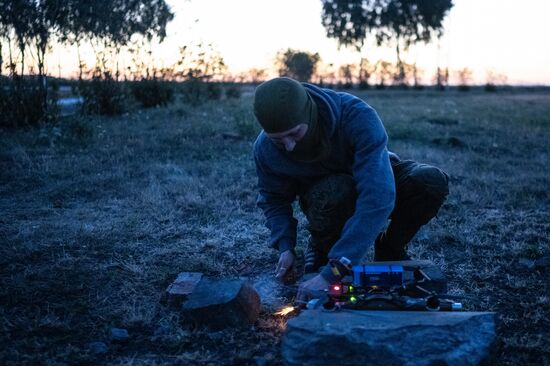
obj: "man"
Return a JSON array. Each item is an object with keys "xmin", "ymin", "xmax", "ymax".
[{"xmin": 252, "ymin": 77, "xmax": 449, "ymax": 303}]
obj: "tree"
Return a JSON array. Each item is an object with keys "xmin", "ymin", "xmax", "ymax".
[
  {"xmin": 276, "ymin": 49, "xmax": 321, "ymax": 82},
  {"xmin": 0, "ymin": 0, "xmax": 174, "ymax": 78},
  {"xmin": 338, "ymin": 64, "xmax": 357, "ymax": 88},
  {"xmin": 374, "ymin": 60, "xmax": 393, "ymax": 88},
  {"xmin": 62, "ymin": 0, "xmax": 173, "ymax": 46},
  {"xmin": 358, "ymin": 57, "xmax": 373, "ymax": 89},
  {"xmin": 0, "ymin": 0, "xmax": 174, "ymax": 123},
  {"xmin": 0, "ymin": 1, "xmax": 9, "ymax": 76},
  {"xmin": 412, "ymin": 62, "xmax": 423, "ymax": 89},
  {"xmin": 175, "ymin": 43, "xmax": 227, "ymax": 105},
  {"xmin": 433, "ymin": 66, "xmax": 448, "ymax": 90},
  {"xmin": 456, "ymin": 67, "xmax": 472, "ymax": 91},
  {"xmin": 63, "ymin": 0, "xmax": 173, "ymax": 80},
  {"xmin": 176, "ymin": 43, "xmax": 227, "ymax": 82},
  {"xmin": 485, "ymin": 69, "xmax": 507, "ymax": 92},
  {"xmin": 320, "ymin": 0, "xmax": 453, "ymax": 82}
]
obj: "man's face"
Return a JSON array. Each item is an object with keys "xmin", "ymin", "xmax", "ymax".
[{"xmin": 266, "ymin": 123, "xmax": 308, "ymax": 152}]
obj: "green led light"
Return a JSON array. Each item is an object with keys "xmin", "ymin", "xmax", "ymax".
[
  {"xmin": 350, "ymin": 296, "xmax": 357, "ymax": 303},
  {"xmin": 349, "ymin": 286, "xmax": 353, "ymax": 292}
]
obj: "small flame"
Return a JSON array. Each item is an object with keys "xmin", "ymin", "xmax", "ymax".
[{"xmin": 274, "ymin": 306, "xmax": 296, "ymax": 316}]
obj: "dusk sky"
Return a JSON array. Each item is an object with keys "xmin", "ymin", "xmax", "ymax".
[{"xmin": 53, "ymin": 0, "xmax": 550, "ymax": 85}]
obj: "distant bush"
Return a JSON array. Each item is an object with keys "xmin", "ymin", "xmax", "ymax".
[
  {"xmin": 0, "ymin": 77, "xmax": 58, "ymax": 128},
  {"xmin": 457, "ymin": 68, "xmax": 472, "ymax": 92},
  {"xmin": 205, "ymin": 82, "xmax": 223, "ymax": 100},
  {"xmin": 180, "ymin": 78, "xmax": 203, "ymax": 106},
  {"xmin": 484, "ymin": 83, "xmax": 497, "ymax": 92},
  {"xmin": 180, "ymin": 78, "xmax": 225, "ymax": 105},
  {"xmin": 276, "ymin": 48, "xmax": 320, "ymax": 82},
  {"xmin": 358, "ymin": 81, "xmax": 369, "ymax": 90},
  {"xmin": 131, "ymin": 78, "xmax": 174, "ymax": 108},
  {"xmin": 225, "ymin": 84, "xmax": 242, "ymax": 99},
  {"xmin": 79, "ymin": 72, "xmax": 127, "ymax": 115}
]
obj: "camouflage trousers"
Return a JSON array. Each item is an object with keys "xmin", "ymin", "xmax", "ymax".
[{"xmin": 299, "ymin": 154, "xmax": 450, "ymax": 261}]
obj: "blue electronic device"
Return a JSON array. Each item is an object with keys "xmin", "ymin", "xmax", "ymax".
[{"xmin": 352, "ymin": 265, "xmax": 404, "ymax": 288}]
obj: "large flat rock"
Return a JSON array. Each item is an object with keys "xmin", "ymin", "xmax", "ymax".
[
  {"xmin": 182, "ymin": 278, "xmax": 260, "ymax": 329},
  {"xmin": 282, "ymin": 309, "xmax": 496, "ymax": 366}
]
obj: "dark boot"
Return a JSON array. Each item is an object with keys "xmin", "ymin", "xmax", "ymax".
[
  {"xmin": 300, "ymin": 174, "xmax": 357, "ymax": 272},
  {"xmin": 373, "ymin": 232, "xmax": 411, "ymax": 261},
  {"xmin": 304, "ymin": 236, "xmax": 328, "ymax": 274}
]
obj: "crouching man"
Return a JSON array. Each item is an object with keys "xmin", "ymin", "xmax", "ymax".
[{"xmin": 252, "ymin": 77, "xmax": 449, "ymax": 303}]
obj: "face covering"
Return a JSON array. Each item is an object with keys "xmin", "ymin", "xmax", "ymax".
[{"xmin": 285, "ymin": 96, "xmax": 331, "ymax": 163}]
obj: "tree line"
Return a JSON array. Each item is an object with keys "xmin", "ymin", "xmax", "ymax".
[
  {"xmin": 0, "ymin": 0, "xmax": 174, "ymax": 126},
  {"xmin": 1, "ymin": 0, "xmax": 507, "ymax": 128}
]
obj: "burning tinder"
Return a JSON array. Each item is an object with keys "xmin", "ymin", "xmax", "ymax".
[{"xmin": 274, "ymin": 306, "xmax": 297, "ymax": 316}]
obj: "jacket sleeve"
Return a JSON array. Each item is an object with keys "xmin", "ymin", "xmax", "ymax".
[
  {"xmin": 254, "ymin": 146, "xmax": 298, "ymax": 254},
  {"xmin": 321, "ymin": 100, "xmax": 396, "ymax": 281}
]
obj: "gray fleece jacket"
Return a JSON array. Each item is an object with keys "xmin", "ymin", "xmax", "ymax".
[{"xmin": 253, "ymin": 83, "xmax": 396, "ymax": 281}]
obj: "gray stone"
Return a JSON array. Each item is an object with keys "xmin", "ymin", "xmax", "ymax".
[
  {"xmin": 182, "ymin": 278, "xmax": 260, "ymax": 329},
  {"xmin": 282, "ymin": 309, "xmax": 496, "ymax": 366},
  {"xmin": 162, "ymin": 272, "xmax": 203, "ymax": 307},
  {"xmin": 110, "ymin": 328, "xmax": 129, "ymax": 342},
  {"xmin": 88, "ymin": 341, "xmax": 108, "ymax": 354}
]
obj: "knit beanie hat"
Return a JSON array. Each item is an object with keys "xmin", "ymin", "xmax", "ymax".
[{"xmin": 253, "ymin": 77, "xmax": 318, "ymax": 133}]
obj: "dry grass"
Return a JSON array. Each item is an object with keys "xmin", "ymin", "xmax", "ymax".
[{"xmin": 1, "ymin": 89, "xmax": 549, "ymax": 365}]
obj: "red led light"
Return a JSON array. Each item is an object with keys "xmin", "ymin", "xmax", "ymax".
[{"xmin": 333, "ymin": 285, "xmax": 341, "ymax": 291}]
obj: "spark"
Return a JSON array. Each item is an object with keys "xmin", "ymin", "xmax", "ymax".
[{"xmin": 274, "ymin": 306, "xmax": 296, "ymax": 316}]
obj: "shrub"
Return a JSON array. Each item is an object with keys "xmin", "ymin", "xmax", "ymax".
[
  {"xmin": 180, "ymin": 78, "xmax": 224, "ymax": 105},
  {"xmin": 79, "ymin": 72, "xmax": 127, "ymax": 115},
  {"xmin": 484, "ymin": 83, "xmax": 497, "ymax": 92},
  {"xmin": 225, "ymin": 84, "xmax": 242, "ymax": 99},
  {"xmin": 131, "ymin": 78, "xmax": 174, "ymax": 108},
  {"xmin": 180, "ymin": 78, "xmax": 203, "ymax": 106},
  {"xmin": 358, "ymin": 81, "xmax": 369, "ymax": 90},
  {"xmin": 0, "ymin": 77, "xmax": 58, "ymax": 128},
  {"xmin": 205, "ymin": 82, "xmax": 222, "ymax": 100}
]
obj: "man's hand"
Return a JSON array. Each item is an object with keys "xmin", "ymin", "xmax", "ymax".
[
  {"xmin": 275, "ymin": 250, "xmax": 295, "ymax": 283},
  {"xmin": 296, "ymin": 274, "xmax": 330, "ymax": 304}
]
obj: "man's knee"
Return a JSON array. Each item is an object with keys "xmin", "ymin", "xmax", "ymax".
[
  {"xmin": 390, "ymin": 163, "xmax": 449, "ymax": 228},
  {"xmin": 409, "ymin": 164, "xmax": 450, "ymax": 203}
]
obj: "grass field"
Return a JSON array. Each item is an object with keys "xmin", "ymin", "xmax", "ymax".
[{"xmin": 1, "ymin": 88, "xmax": 549, "ymax": 365}]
